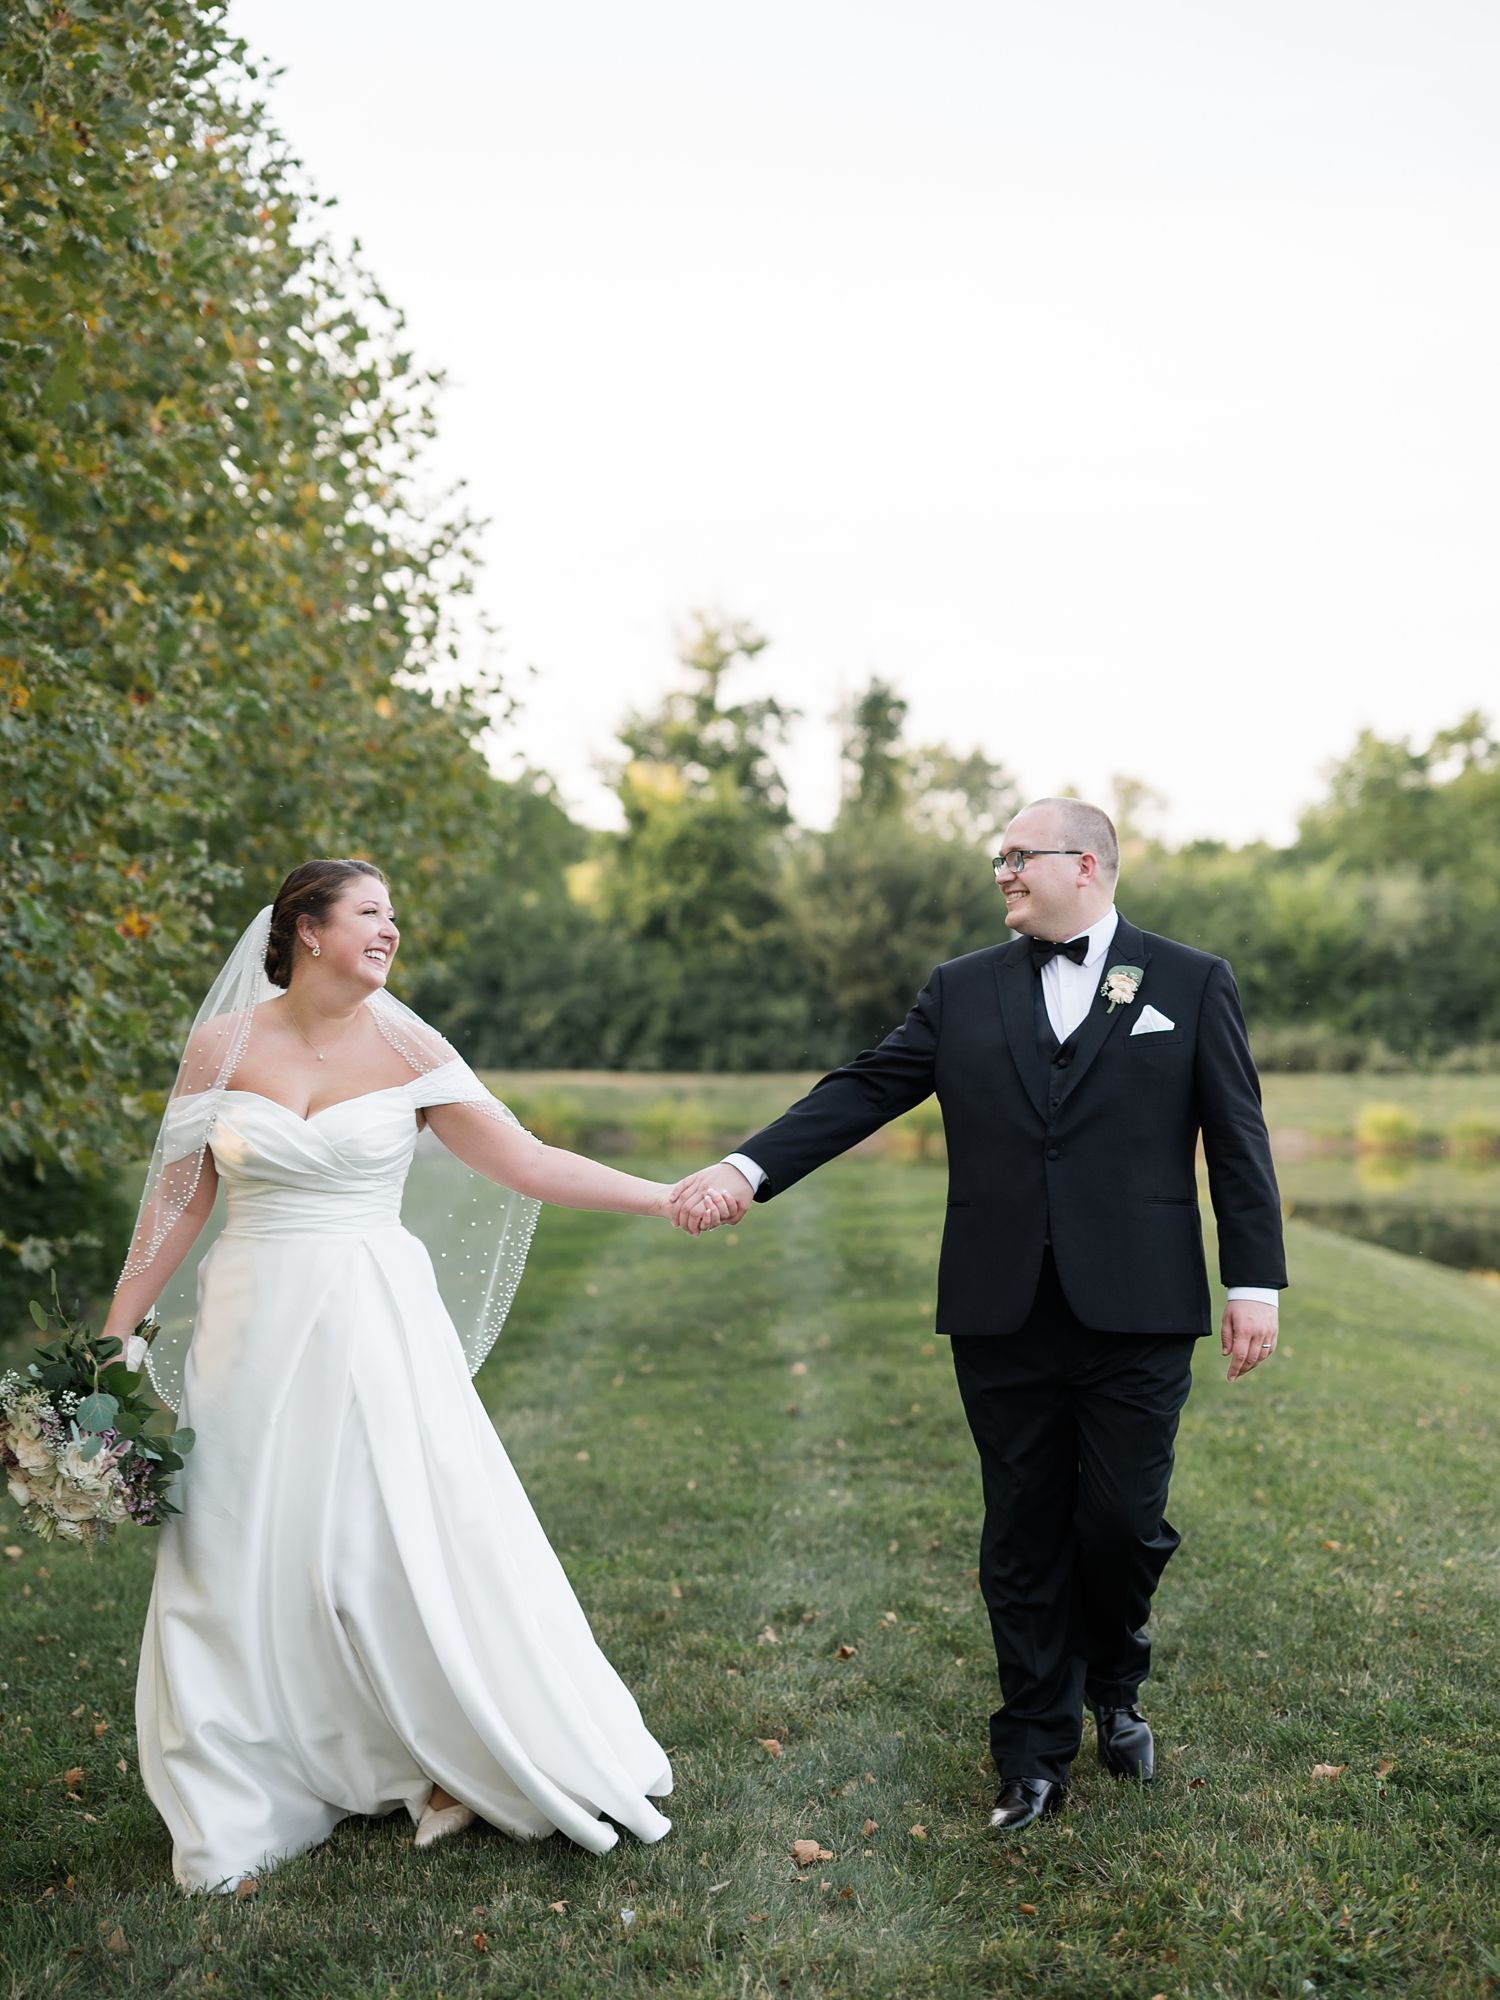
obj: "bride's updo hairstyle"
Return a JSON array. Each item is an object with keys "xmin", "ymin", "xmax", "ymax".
[{"xmin": 264, "ymin": 858, "xmax": 388, "ymax": 989}]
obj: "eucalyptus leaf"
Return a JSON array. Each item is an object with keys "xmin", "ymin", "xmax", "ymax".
[
  {"xmin": 75, "ymin": 1391, "xmax": 119, "ymax": 1433},
  {"xmin": 28, "ymin": 1300, "xmax": 48, "ymax": 1330},
  {"xmin": 77, "ymin": 1434, "xmax": 103, "ymax": 1462},
  {"xmin": 173, "ymin": 1428, "xmax": 196, "ymax": 1455}
]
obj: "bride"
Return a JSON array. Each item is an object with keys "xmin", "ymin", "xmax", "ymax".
[{"xmin": 100, "ymin": 857, "xmax": 731, "ymax": 1894}]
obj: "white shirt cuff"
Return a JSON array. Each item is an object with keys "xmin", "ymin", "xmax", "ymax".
[
  {"xmin": 1226, "ymin": 1286, "xmax": 1280, "ymax": 1307},
  {"xmin": 722, "ymin": 1153, "xmax": 766, "ymax": 1194}
]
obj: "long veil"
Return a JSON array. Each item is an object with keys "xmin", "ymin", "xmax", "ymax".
[{"xmin": 121, "ymin": 906, "xmax": 541, "ymax": 1411}]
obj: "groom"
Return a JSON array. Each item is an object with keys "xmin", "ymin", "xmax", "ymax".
[{"xmin": 670, "ymin": 797, "xmax": 1285, "ymax": 1830}]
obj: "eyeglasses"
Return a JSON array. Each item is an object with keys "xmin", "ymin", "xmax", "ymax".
[{"xmin": 992, "ymin": 848, "xmax": 1085, "ymax": 877}]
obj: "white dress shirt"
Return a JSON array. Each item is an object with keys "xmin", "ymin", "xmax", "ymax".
[{"xmin": 724, "ymin": 903, "xmax": 1278, "ymax": 1306}]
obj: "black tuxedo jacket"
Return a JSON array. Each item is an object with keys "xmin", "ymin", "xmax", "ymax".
[{"xmin": 738, "ymin": 917, "xmax": 1286, "ymax": 1338}]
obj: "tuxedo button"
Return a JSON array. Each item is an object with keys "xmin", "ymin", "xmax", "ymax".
[{"xmin": 1046, "ymin": 1145, "xmax": 1061, "ymax": 1160}]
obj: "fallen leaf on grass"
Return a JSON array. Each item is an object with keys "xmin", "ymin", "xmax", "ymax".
[
  {"xmin": 758, "ymin": 1626, "xmax": 778, "ymax": 1645},
  {"xmin": 1311, "ymin": 1763, "xmax": 1345, "ymax": 1782},
  {"xmin": 836, "ymin": 1644, "xmax": 858, "ymax": 1660},
  {"xmin": 549, "ymin": 1901, "xmax": 567, "ymax": 1912},
  {"xmin": 1377, "ymin": 1759, "xmax": 1395, "ymax": 1778},
  {"xmin": 909, "ymin": 1824, "xmax": 927, "ymax": 1839},
  {"xmin": 862, "ymin": 1819, "xmax": 878, "ymax": 1836},
  {"xmin": 757, "ymin": 1738, "xmax": 782, "ymax": 1758},
  {"xmin": 839, "ymin": 1887, "xmax": 854, "ymax": 1899},
  {"xmin": 790, "ymin": 1362, "xmax": 807, "ymax": 1376},
  {"xmin": 3, "ymin": 1546, "xmax": 20, "ymax": 1560},
  {"xmin": 1188, "ymin": 1778, "xmax": 1205, "ymax": 1790},
  {"xmin": 1020, "ymin": 1902, "xmax": 1038, "ymax": 1915},
  {"xmin": 115, "ymin": 1759, "xmax": 127, "ymax": 1776},
  {"xmin": 1163, "ymin": 1947, "xmax": 1178, "ymax": 1963},
  {"xmin": 235, "ymin": 1879, "xmax": 258, "ymax": 1900},
  {"xmin": 792, "ymin": 1839, "xmax": 833, "ymax": 1865},
  {"xmin": 70, "ymin": 1705, "xmax": 85, "ymax": 1720},
  {"xmin": 748, "ymin": 1913, "xmax": 768, "ymax": 1923},
  {"xmin": 106, "ymin": 1928, "xmax": 127, "ymax": 1954},
  {"xmin": 62, "ymin": 1768, "xmax": 83, "ymax": 1788},
  {"xmin": 708, "ymin": 1882, "xmax": 729, "ymax": 1893},
  {"xmin": 1323, "ymin": 1540, "xmax": 1341, "ymax": 1551},
  {"xmin": 472, "ymin": 1932, "xmax": 488, "ymax": 1952},
  {"xmin": 93, "ymin": 1720, "xmax": 107, "ymax": 1737}
]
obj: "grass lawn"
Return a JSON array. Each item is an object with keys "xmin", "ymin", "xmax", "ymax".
[
  {"xmin": 1257, "ymin": 1073, "xmax": 1500, "ymax": 1141},
  {"xmin": 4, "ymin": 1158, "xmax": 1500, "ymax": 1997}
]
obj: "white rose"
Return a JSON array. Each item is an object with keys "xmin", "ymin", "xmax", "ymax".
[
  {"xmin": 7, "ymin": 1472, "xmax": 33, "ymax": 1507},
  {"xmin": 51, "ymin": 1482, "xmax": 104, "ymax": 1521},
  {"xmin": 11, "ymin": 1430, "xmax": 53, "ymax": 1474}
]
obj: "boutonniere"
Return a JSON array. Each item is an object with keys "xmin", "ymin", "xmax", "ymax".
[{"xmin": 1101, "ymin": 964, "xmax": 1144, "ymax": 1012}]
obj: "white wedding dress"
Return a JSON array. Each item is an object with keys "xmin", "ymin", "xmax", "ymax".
[{"xmin": 135, "ymin": 1064, "xmax": 672, "ymax": 1893}]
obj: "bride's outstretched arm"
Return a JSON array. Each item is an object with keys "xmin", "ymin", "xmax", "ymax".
[
  {"xmin": 423, "ymin": 1101, "xmax": 731, "ymax": 1223},
  {"xmin": 99, "ymin": 1157, "xmax": 221, "ymax": 1344}
]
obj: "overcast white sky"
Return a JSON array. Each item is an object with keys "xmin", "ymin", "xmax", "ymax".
[{"xmin": 228, "ymin": 0, "xmax": 1500, "ymax": 844}]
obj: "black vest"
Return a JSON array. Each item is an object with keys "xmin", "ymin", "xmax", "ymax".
[{"xmin": 1032, "ymin": 969, "xmax": 1080, "ymax": 1120}]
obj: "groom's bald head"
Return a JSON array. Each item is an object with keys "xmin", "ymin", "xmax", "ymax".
[
  {"xmin": 995, "ymin": 797, "xmax": 1120, "ymax": 938},
  {"xmin": 1022, "ymin": 799, "xmax": 1120, "ymax": 886}
]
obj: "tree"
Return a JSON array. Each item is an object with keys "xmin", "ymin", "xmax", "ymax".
[
  {"xmin": 0, "ymin": 1, "xmax": 502, "ymax": 1195},
  {"xmin": 782, "ymin": 680, "xmax": 1018, "ymax": 1055}
]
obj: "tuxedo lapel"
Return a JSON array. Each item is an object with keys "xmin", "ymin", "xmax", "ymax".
[
  {"xmin": 1051, "ymin": 918, "xmax": 1153, "ymax": 1112},
  {"xmin": 993, "ymin": 941, "xmax": 1049, "ymax": 1123}
]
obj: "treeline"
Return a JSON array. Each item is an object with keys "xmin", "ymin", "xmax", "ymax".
[
  {"xmin": 412, "ymin": 621, "xmax": 1017, "ymax": 1073},
  {"xmin": 1, "ymin": 3, "xmax": 507, "ymax": 1326},
  {"xmin": 415, "ymin": 634, "xmax": 1500, "ymax": 1080}
]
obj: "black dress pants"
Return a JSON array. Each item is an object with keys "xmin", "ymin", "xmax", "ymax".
[{"xmin": 950, "ymin": 1248, "xmax": 1195, "ymax": 1785}]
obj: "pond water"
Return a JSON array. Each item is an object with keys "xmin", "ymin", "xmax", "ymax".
[{"xmin": 1273, "ymin": 1155, "xmax": 1500, "ymax": 1276}]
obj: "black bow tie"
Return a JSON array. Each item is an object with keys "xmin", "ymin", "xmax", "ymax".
[{"xmin": 1031, "ymin": 935, "xmax": 1090, "ymax": 967}]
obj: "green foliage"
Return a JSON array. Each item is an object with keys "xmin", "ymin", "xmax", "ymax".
[
  {"xmin": 604, "ymin": 614, "xmax": 793, "ymax": 947},
  {"xmin": 1124, "ymin": 718, "xmax": 1500, "ymax": 1060},
  {"xmin": 0, "ymin": 1159, "xmax": 133, "ymax": 1344},
  {"xmin": 0, "ymin": 1, "xmax": 500, "ymax": 1176}
]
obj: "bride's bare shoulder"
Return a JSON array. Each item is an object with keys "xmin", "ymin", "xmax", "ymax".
[{"xmin": 176, "ymin": 998, "xmax": 286, "ymax": 1084}]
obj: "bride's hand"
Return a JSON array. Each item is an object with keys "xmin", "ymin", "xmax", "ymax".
[{"xmin": 664, "ymin": 1185, "xmax": 734, "ymax": 1233}]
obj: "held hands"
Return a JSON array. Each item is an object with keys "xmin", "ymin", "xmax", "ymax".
[
  {"xmin": 667, "ymin": 1163, "xmax": 755, "ymax": 1236},
  {"xmin": 1221, "ymin": 1299, "xmax": 1278, "ymax": 1382}
]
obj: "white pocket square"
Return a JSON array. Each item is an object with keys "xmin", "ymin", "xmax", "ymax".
[{"xmin": 1130, "ymin": 1004, "xmax": 1176, "ymax": 1036}]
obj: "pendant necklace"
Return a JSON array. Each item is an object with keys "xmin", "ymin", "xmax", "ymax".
[{"xmin": 286, "ymin": 998, "xmax": 359, "ymax": 1062}]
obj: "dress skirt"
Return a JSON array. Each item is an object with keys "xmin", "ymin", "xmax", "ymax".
[{"xmin": 136, "ymin": 1221, "xmax": 672, "ymax": 1891}]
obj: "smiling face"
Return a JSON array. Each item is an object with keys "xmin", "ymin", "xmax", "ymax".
[
  {"xmin": 994, "ymin": 804, "xmax": 1113, "ymax": 940},
  {"xmin": 295, "ymin": 874, "xmax": 400, "ymax": 991}
]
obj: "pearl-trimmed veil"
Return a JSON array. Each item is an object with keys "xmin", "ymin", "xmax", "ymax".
[{"xmin": 121, "ymin": 905, "xmax": 541, "ymax": 1410}]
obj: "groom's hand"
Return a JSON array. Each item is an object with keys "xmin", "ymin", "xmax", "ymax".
[
  {"xmin": 1222, "ymin": 1300, "xmax": 1278, "ymax": 1381},
  {"xmin": 669, "ymin": 1163, "xmax": 754, "ymax": 1235}
]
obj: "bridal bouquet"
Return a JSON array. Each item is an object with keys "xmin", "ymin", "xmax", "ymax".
[{"xmin": 0, "ymin": 1279, "xmax": 195, "ymax": 1547}]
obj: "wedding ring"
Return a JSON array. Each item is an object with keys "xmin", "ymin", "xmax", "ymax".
[{"xmin": 1260, "ymin": 1341, "xmax": 1273, "ymax": 1349}]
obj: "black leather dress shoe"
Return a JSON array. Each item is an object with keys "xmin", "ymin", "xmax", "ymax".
[
  {"xmin": 1092, "ymin": 1703, "xmax": 1154, "ymax": 1781},
  {"xmin": 989, "ymin": 1777, "xmax": 1066, "ymax": 1831}
]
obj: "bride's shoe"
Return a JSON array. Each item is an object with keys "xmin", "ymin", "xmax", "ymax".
[{"xmin": 415, "ymin": 1788, "xmax": 477, "ymax": 1850}]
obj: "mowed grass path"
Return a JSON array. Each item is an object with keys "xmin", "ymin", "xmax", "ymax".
[{"xmin": 4, "ymin": 1159, "xmax": 1500, "ymax": 1997}]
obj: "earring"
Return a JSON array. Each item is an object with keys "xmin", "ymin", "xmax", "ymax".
[{"xmin": 311, "ymin": 943, "xmax": 320, "ymax": 957}]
